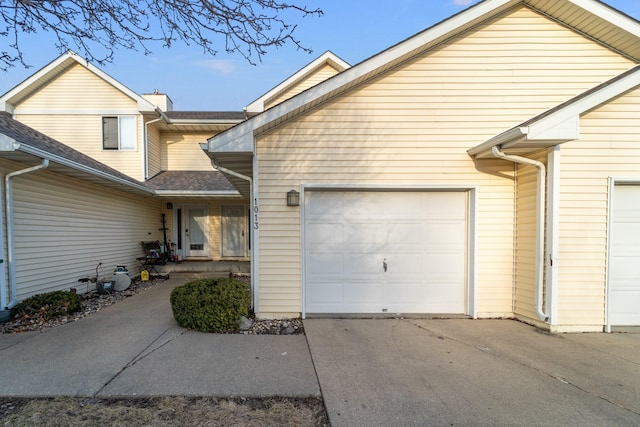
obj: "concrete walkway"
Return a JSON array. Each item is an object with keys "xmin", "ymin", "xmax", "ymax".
[
  {"xmin": 1, "ymin": 277, "xmax": 640, "ymax": 426},
  {"xmin": 0, "ymin": 276, "xmax": 319, "ymax": 398}
]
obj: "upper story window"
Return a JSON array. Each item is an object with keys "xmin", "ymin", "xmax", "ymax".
[{"xmin": 102, "ymin": 116, "xmax": 137, "ymax": 150}]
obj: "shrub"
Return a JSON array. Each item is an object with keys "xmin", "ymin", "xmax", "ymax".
[
  {"xmin": 170, "ymin": 277, "xmax": 250, "ymax": 333},
  {"xmin": 11, "ymin": 290, "xmax": 81, "ymax": 320}
]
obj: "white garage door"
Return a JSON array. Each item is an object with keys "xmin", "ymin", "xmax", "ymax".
[
  {"xmin": 304, "ymin": 191, "xmax": 467, "ymax": 314},
  {"xmin": 609, "ymin": 185, "xmax": 640, "ymax": 326}
]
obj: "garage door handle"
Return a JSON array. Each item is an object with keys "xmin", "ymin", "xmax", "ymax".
[{"xmin": 383, "ymin": 258, "xmax": 388, "ymax": 272}]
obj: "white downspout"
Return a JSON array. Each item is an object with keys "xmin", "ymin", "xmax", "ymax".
[
  {"xmin": 492, "ymin": 146, "xmax": 549, "ymax": 323},
  {"xmin": 210, "ymin": 162, "xmax": 258, "ymax": 311},
  {"xmin": 144, "ymin": 108, "xmax": 171, "ymax": 180},
  {"xmin": 5, "ymin": 159, "xmax": 49, "ymax": 309}
]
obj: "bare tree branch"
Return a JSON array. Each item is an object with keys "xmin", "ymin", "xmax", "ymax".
[{"xmin": 0, "ymin": 0, "xmax": 323, "ymax": 71}]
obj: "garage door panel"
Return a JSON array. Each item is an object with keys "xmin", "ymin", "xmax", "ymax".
[
  {"xmin": 387, "ymin": 223, "xmax": 424, "ymax": 250},
  {"xmin": 383, "ymin": 254, "xmax": 423, "ymax": 274},
  {"xmin": 609, "ymin": 292, "xmax": 640, "ymax": 325},
  {"xmin": 305, "ymin": 191, "xmax": 467, "ymax": 314},
  {"xmin": 307, "ymin": 222, "xmax": 344, "ymax": 250},
  {"xmin": 610, "ymin": 185, "xmax": 640, "ymax": 326},
  {"xmin": 305, "ymin": 192, "xmax": 344, "ymax": 219},
  {"xmin": 344, "ymin": 283, "xmax": 383, "ymax": 305},
  {"xmin": 345, "ymin": 253, "xmax": 385, "ymax": 275},
  {"xmin": 307, "ymin": 253, "xmax": 344, "ymax": 275},
  {"xmin": 424, "ymin": 253, "xmax": 467, "ymax": 280},
  {"xmin": 344, "ymin": 223, "xmax": 386, "ymax": 250},
  {"xmin": 425, "ymin": 223, "xmax": 466, "ymax": 249},
  {"xmin": 423, "ymin": 192, "xmax": 467, "ymax": 219}
]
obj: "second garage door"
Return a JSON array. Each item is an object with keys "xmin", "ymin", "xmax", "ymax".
[{"xmin": 304, "ymin": 190, "xmax": 468, "ymax": 314}]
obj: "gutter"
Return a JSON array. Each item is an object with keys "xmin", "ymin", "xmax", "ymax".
[
  {"xmin": 491, "ymin": 146, "xmax": 549, "ymax": 323},
  {"xmin": 5, "ymin": 159, "xmax": 49, "ymax": 309}
]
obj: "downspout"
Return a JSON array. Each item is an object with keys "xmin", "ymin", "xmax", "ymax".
[
  {"xmin": 5, "ymin": 159, "xmax": 49, "ymax": 309},
  {"xmin": 210, "ymin": 162, "xmax": 257, "ymax": 311},
  {"xmin": 491, "ymin": 146, "xmax": 548, "ymax": 322},
  {"xmin": 143, "ymin": 107, "xmax": 171, "ymax": 180}
]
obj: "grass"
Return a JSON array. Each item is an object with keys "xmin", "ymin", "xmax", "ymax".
[{"xmin": 0, "ymin": 396, "xmax": 329, "ymax": 426}]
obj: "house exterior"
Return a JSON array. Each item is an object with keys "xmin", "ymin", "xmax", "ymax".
[
  {"xmin": 205, "ymin": 0, "xmax": 640, "ymax": 332},
  {"xmin": 0, "ymin": 50, "xmax": 347, "ymax": 317}
]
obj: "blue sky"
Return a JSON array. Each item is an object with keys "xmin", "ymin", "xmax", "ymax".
[{"xmin": 1, "ymin": 0, "xmax": 640, "ymax": 111}]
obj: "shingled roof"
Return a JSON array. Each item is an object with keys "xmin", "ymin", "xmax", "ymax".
[
  {"xmin": 0, "ymin": 112, "xmax": 241, "ymax": 196},
  {"xmin": 0, "ymin": 111, "xmax": 152, "ymax": 194},
  {"xmin": 145, "ymin": 170, "xmax": 238, "ymax": 194}
]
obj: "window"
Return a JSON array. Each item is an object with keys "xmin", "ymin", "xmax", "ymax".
[{"xmin": 102, "ymin": 116, "xmax": 137, "ymax": 150}]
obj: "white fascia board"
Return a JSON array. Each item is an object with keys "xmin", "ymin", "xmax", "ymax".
[
  {"xmin": 569, "ymin": 0, "xmax": 640, "ymax": 38},
  {"xmin": 245, "ymin": 51, "xmax": 351, "ymax": 114},
  {"xmin": 525, "ymin": 67, "xmax": 640, "ymax": 138},
  {"xmin": 526, "ymin": 116, "xmax": 580, "ymax": 141},
  {"xmin": 211, "ymin": 0, "xmax": 517, "ymax": 153}
]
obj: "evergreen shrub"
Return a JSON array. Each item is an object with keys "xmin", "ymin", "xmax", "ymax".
[{"xmin": 170, "ymin": 277, "xmax": 250, "ymax": 333}]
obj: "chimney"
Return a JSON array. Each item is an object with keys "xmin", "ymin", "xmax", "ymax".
[{"xmin": 142, "ymin": 90, "xmax": 174, "ymax": 111}]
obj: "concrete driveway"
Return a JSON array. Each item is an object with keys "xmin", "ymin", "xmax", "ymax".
[{"xmin": 304, "ymin": 318, "xmax": 640, "ymax": 427}]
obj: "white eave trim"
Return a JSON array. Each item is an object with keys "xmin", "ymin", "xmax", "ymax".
[
  {"xmin": 568, "ymin": 0, "xmax": 640, "ymax": 39},
  {"xmin": 245, "ymin": 51, "xmax": 351, "ymax": 114}
]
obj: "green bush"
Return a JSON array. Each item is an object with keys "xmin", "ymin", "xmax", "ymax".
[
  {"xmin": 170, "ymin": 277, "xmax": 250, "ymax": 333},
  {"xmin": 11, "ymin": 290, "xmax": 81, "ymax": 320}
]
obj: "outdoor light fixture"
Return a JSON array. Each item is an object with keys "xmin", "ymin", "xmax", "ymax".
[
  {"xmin": 287, "ymin": 190, "xmax": 300, "ymax": 206},
  {"xmin": 166, "ymin": 202, "xmax": 173, "ymax": 210}
]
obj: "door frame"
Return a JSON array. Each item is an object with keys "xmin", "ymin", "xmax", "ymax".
[
  {"xmin": 299, "ymin": 184, "xmax": 478, "ymax": 319},
  {"xmin": 174, "ymin": 204, "xmax": 209, "ymax": 258}
]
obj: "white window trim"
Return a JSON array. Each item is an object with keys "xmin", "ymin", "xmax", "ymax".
[{"xmin": 103, "ymin": 115, "xmax": 137, "ymax": 151}]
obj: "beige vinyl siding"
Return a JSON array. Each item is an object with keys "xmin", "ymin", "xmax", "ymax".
[
  {"xmin": 513, "ymin": 151, "xmax": 547, "ymax": 321},
  {"xmin": 13, "ymin": 63, "xmax": 145, "ymax": 180},
  {"xmin": 0, "ymin": 160, "xmax": 160, "ymax": 301},
  {"xmin": 147, "ymin": 124, "xmax": 162, "ymax": 178},
  {"xmin": 16, "ymin": 63, "xmax": 137, "ymax": 111},
  {"xmin": 556, "ymin": 85, "xmax": 640, "ymax": 328},
  {"xmin": 161, "ymin": 132, "xmax": 216, "ymax": 171},
  {"xmin": 17, "ymin": 114, "xmax": 144, "ymax": 180},
  {"xmin": 253, "ymin": 5, "xmax": 635, "ymax": 317},
  {"xmin": 264, "ymin": 63, "xmax": 343, "ymax": 110}
]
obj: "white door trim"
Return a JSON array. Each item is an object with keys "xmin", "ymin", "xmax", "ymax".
[
  {"xmin": 300, "ymin": 184, "xmax": 478, "ymax": 319},
  {"xmin": 184, "ymin": 204, "xmax": 209, "ymax": 258}
]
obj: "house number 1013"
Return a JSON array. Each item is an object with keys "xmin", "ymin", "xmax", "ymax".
[{"xmin": 253, "ymin": 199, "xmax": 259, "ymax": 229}]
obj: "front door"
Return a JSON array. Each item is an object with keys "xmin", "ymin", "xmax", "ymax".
[
  {"xmin": 185, "ymin": 205, "xmax": 208, "ymax": 257},
  {"xmin": 222, "ymin": 205, "xmax": 247, "ymax": 257}
]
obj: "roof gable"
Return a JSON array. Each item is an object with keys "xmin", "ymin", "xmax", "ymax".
[
  {"xmin": 245, "ymin": 51, "xmax": 350, "ymax": 114},
  {"xmin": 0, "ymin": 51, "xmax": 156, "ymax": 114},
  {"xmin": 206, "ymin": 0, "xmax": 640, "ymax": 154}
]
